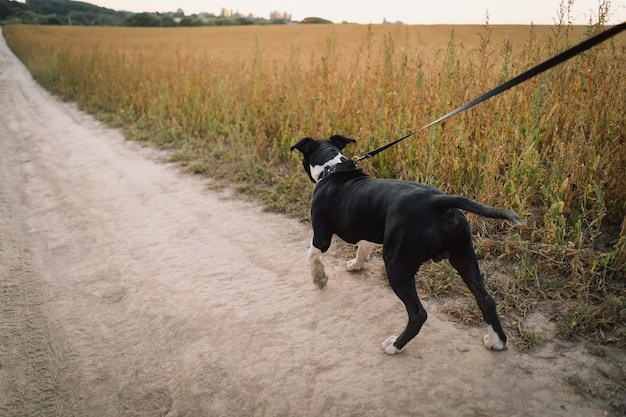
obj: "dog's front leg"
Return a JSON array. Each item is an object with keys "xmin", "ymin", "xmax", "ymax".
[
  {"xmin": 308, "ymin": 240, "xmax": 328, "ymax": 289},
  {"xmin": 347, "ymin": 240, "xmax": 376, "ymax": 271}
]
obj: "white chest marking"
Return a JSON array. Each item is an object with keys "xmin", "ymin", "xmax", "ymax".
[{"xmin": 310, "ymin": 154, "xmax": 344, "ymax": 183}]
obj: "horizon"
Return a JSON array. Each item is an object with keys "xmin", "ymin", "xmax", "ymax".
[{"xmin": 16, "ymin": 0, "xmax": 626, "ymax": 25}]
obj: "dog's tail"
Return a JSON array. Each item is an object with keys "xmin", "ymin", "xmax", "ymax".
[{"xmin": 432, "ymin": 195, "xmax": 521, "ymax": 224}]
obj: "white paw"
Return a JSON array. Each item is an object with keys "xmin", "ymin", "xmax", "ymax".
[
  {"xmin": 313, "ymin": 270, "xmax": 328, "ymax": 289},
  {"xmin": 346, "ymin": 258, "xmax": 363, "ymax": 271},
  {"xmin": 308, "ymin": 243, "xmax": 328, "ymax": 289},
  {"xmin": 381, "ymin": 336, "xmax": 404, "ymax": 355},
  {"xmin": 483, "ymin": 325, "xmax": 508, "ymax": 351}
]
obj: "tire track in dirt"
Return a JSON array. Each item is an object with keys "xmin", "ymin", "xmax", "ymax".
[{"xmin": 0, "ymin": 113, "xmax": 58, "ymax": 416}]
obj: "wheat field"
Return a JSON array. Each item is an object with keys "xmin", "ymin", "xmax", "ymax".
[{"xmin": 4, "ymin": 19, "xmax": 625, "ymax": 344}]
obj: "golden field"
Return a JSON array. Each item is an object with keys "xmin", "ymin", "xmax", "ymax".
[{"xmin": 3, "ymin": 20, "xmax": 625, "ymax": 344}]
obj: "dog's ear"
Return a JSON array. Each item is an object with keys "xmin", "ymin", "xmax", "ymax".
[
  {"xmin": 290, "ymin": 137, "xmax": 315, "ymax": 155},
  {"xmin": 328, "ymin": 134, "xmax": 356, "ymax": 150}
]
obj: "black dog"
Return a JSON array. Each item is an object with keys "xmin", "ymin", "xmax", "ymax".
[{"xmin": 291, "ymin": 135, "xmax": 520, "ymax": 354}]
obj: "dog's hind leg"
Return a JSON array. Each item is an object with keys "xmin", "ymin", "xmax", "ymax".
[
  {"xmin": 383, "ymin": 273, "xmax": 427, "ymax": 354},
  {"xmin": 347, "ymin": 240, "xmax": 376, "ymax": 271},
  {"xmin": 449, "ymin": 241, "xmax": 508, "ymax": 351},
  {"xmin": 382, "ymin": 253, "xmax": 427, "ymax": 354}
]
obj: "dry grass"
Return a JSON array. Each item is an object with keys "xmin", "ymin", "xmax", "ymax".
[{"xmin": 4, "ymin": 10, "xmax": 625, "ymax": 346}]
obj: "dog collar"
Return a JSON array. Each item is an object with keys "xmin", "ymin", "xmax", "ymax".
[{"xmin": 319, "ymin": 160, "xmax": 360, "ymax": 181}]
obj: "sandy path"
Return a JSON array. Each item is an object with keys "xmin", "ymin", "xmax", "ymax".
[{"xmin": 0, "ymin": 29, "xmax": 623, "ymax": 416}]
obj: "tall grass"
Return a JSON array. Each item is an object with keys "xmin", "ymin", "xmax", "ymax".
[{"xmin": 4, "ymin": 4, "xmax": 625, "ymax": 344}]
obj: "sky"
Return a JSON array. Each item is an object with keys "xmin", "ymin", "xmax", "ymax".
[{"xmin": 84, "ymin": 0, "xmax": 626, "ymax": 25}]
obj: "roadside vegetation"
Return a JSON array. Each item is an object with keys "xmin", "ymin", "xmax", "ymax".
[{"xmin": 3, "ymin": 1, "xmax": 625, "ymax": 348}]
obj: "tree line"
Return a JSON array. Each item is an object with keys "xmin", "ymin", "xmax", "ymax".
[{"xmin": 0, "ymin": 0, "xmax": 332, "ymax": 26}]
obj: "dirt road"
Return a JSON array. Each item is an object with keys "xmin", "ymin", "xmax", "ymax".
[{"xmin": 1, "ymin": 29, "xmax": 623, "ymax": 416}]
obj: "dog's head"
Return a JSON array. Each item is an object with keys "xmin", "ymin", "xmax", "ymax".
[{"xmin": 290, "ymin": 135, "xmax": 356, "ymax": 183}]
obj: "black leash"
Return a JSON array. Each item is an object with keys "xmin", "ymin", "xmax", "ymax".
[{"xmin": 357, "ymin": 21, "xmax": 626, "ymax": 162}]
